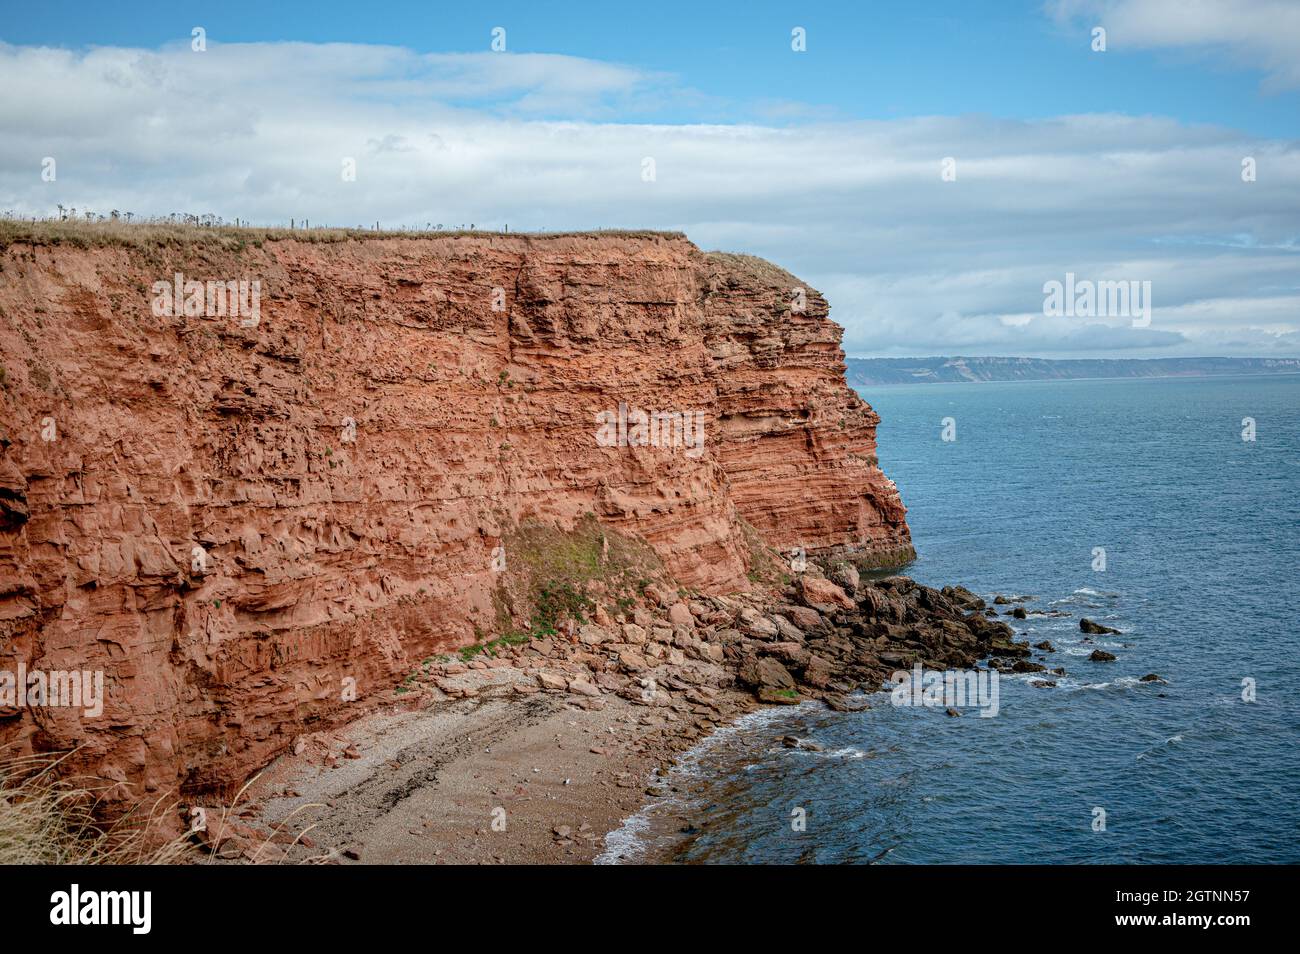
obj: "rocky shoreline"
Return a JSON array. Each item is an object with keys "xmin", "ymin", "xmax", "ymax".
[{"xmin": 423, "ymin": 560, "xmax": 1031, "ymax": 722}]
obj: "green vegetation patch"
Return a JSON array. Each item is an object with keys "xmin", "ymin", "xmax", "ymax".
[{"xmin": 500, "ymin": 515, "xmax": 663, "ymax": 637}]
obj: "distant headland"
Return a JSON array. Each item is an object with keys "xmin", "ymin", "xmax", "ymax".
[{"xmin": 846, "ymin": 356, "xmax": 1300, "ymax": 386}]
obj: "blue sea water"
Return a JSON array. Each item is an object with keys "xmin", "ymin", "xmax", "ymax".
[{"xmin": 601, "ymin": 374, "xmax": 1300, "ymax": 864}]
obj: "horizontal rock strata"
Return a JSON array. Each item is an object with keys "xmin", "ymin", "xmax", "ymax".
[{"xmin": 0, "ymin": 230, "xmax": 911, "ymax": 804}]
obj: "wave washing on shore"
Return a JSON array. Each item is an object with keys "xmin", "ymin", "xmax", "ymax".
[
  {"xmin": 601, "ymin": 374, "xmax": 1300, "ymax": 864},
  {"xmin": 595, "ymin": 705, "xmax": 812, "ymax": 864}
]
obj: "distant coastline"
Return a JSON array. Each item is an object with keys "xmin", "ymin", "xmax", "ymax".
[{"xmin": 846, "ymin": 356, "xmax": 1300, "ymax": 387}]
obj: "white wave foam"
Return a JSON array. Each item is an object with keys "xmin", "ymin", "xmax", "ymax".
[
  {"xmin": 1060, "ymin": 675, "xmax": 1145, "ymax": 692},
  {"xmin": 1050, "ymin": 586, "xmax": 1121, "ymax": 608},
  {"xmin": 596, "ymin": 701, "xmax": 820, "ymax": 863},
  {"xmin": 594, "ymin": 805, "xmax": 654, "ymax": 865},
  {"xmin": 1136, "ymin": 733, "xmax": 1184, "ymax": 761},
  {"xmin": 787, "ymin": 745, "xmax": 866, "ymax": 760}
]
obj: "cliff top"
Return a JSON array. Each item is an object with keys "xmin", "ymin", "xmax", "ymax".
[{"xmin": 0, "ymin": 217, "xmax": 687, "ymax": 253}]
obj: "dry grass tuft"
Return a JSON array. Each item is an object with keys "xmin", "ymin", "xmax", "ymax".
[
  {"xmin": 0, "ymin": 750, "xmax": 332, "ymax": 865},
  {"xmin": 0, "ymin": 750, "xmax": 192, "ymax": 864}
]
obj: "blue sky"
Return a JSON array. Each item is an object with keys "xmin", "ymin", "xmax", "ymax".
[
  {"xmin": 4, "ymin": 0, "xmax": 1296, "ymax": 133},
  {"xmin": 1, "ymin": 0, "xmax": 1297, "ymax": 357}
]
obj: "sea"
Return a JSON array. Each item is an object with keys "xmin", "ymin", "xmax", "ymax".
[{"xmin": 599, "ymin": 373, "xmax": 1300, "ymax": 864}]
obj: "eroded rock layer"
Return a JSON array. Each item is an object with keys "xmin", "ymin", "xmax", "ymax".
[{"xmin": 0, "ymin": 231, "xmax": 910, "ymax": 800}]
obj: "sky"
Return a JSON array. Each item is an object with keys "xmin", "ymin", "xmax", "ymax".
[{"xmin": 0, "ymin": 0, "xmax": 1297, "ymax": 358}]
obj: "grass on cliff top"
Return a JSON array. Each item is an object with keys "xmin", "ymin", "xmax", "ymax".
[
  {"xmin": 0, "ymin": 217, "xmax": 687, "ymax": 254},
  {"xmin": 0, "ymin": 751, "xmax": 191, "ymax": 864}
]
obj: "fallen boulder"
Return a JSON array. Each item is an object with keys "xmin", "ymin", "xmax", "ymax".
[
  {"xmin": 738, "ymin": 655, "xmax": 796, "ymax": 692},
  {"xmin": 757, "ymin": 687, "xmax": 802, "ymax": 705},
  {"xmin": 799, "ymin": 576, "xmax": 855, "ymax": 613}
]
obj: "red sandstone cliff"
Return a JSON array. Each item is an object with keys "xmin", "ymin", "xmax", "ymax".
[{"xmin": 0, "ymin": 229, "xmax": 910, "ymax": 801}]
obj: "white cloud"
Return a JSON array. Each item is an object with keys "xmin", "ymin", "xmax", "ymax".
[
  {"xmin": 1047, "ymin": 0, "xmax": 1300, "ymax": 90},
  {"xmin": 0, "ymin": 39, "xmax": 1297, "ymax": 358}
]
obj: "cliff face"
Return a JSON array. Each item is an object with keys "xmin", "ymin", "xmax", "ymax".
[{"xmin": 0, "ymin": 231, "xmax": 910, "ymax": 800}]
